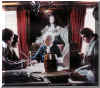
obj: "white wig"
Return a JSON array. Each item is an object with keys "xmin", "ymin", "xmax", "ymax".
[{"xmin": 42, "ymin": 32, "xmax": 55, "ymax": 43}]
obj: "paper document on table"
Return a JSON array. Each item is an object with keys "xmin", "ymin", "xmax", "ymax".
[{"xmin": 26, "ymin": 63, "xmax": 45, "ymax": 73}]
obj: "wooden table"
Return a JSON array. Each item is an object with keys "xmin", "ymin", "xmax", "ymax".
[{"xmin": 2, "ymin": 63, "xmax": 88, "ymax": 86}]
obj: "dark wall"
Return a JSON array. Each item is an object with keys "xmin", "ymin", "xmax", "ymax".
[{"xmin": 30, "ymin": 11, "xmax": 48, "ymax": 43}]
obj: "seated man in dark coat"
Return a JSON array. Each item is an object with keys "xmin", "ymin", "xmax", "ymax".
[
  {"xmin": 31, "ymin": 33, "xmax": 62, "ymax": 62},
  {"xmin": 70, "ymin": 28, "xmax": 98, "ymax": 85},
  {"xmin": 2, "ymin": 28, "xmax": 25, "ymax": 70}
]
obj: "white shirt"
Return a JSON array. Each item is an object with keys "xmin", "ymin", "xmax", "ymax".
[{"xmin": 2, "ymin": 41, "xmax": 7, "ymax": 48}]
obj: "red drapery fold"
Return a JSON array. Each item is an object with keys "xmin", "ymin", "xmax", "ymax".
[
  {"xmin": 70, "ymin": 7, "xmax": 86, "ymax": 50},
  {"xmin": 17, "ymin": 8, "xmax": 30, "ymax": 60}
]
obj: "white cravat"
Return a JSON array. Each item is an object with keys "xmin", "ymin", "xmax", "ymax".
[{"xmin": 49, "ymin": 24, "xmax": 55, "ymax": 32}]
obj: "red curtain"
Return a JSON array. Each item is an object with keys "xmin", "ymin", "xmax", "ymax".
[
  {"xmin": 70, "ymin": 7, "xmax": 86, "ymax": 50},
  {"xmin": 17, "ymin": 8, "xmax": 30, "ymax": 60}
]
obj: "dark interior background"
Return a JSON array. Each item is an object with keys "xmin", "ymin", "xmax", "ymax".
[{"xmin": 3, "ymin": 1, "xmax": 97, "ymax": 47}]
